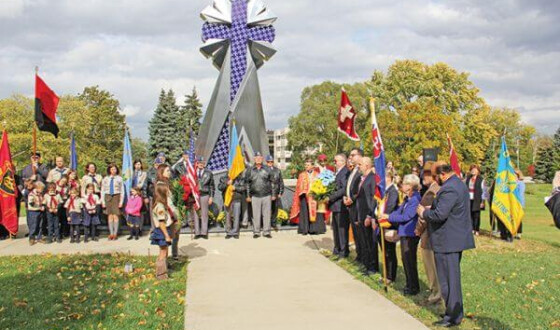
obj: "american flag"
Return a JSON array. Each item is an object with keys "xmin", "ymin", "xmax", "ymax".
[{"xmin": 186, "ymin": 129, "xmax": 201, "ymax": 210}]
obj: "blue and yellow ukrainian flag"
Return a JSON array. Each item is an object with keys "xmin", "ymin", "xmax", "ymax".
[
  {"xmin": 491, "ymin": 137, "xmax": 524, "ymax": 235},
  {"xmin": 224, "ymin": 123, "xmax": 245, "ymax": 207}
]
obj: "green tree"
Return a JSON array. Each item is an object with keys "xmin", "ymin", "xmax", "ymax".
[
  {"xmin": 180, "ymin": 87, "xmax": 203, "ymax": 137},
  {"xmin": 553, "ymin": 126, "xmax": 560, "ymax": 169},
  {"xmin": 534, "ymin": 144, "xmax": 555, "ymax": 183},
  {"xmin": 148, "ymin": 89, "xmax": 182, "ymax": 161}
]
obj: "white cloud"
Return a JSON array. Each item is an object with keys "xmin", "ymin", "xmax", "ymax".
[{"xmin": 0, "ymin": 0, "xmax": 558, "ymax": 142}]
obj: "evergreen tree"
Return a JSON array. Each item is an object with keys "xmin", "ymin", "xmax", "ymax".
[
  {"xmin": 148, "ymin": 89, "xmax": 182, "ymax": 161},
  {"xmin": 534, "ymin": 146, "xmax": 555, "ymax": 183},
  {"xmin": 180, "ymin": 86, "xmax": 203, "ymax": 137},
  {"xmin": 553, "ymin": 126, "xmax": 560, "ymax": 169},
  {"xmin": 481, "ymin": 138, "xmax": 498, "ymax": 185}
]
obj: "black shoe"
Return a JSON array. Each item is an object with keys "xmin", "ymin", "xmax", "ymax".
[
  {"xmin": 135, "ymin": 236, "xmax": 139, "ymax": 240},
  {"xmin": 253, "ymin": 234, "xmax": 260, "ymax": 239},
  {"xmin": 234, "ymin": 236, "xmax": 240, "ymax": 239},
  {"xmin": 264, "ymin": 234, "xmax": 272, "ymax": 238},
  {"xmin": 46, "ymin": 238, "xmax": 52, "ymax": 244},
  {"xmin": 203, "ymin": 235, "xmax": 209, "ymax": 240},
  {"xmin": 194, "ymin": 235, "xmax": 200, "ymax": 240},
  {"xmin": 57, "ymin": 238, "xmax": 63, "ymax": 243},
  {"xmin": 70, "ymin": 237, "xmax": 75, "ymax": 243},
  {"xmin": 127, "ymin": 235, "xmax": 133, "ymax": 240},
  {"xmin": 93, "ymin": 237, "xmax": 98, "ymax": 242},
  {"xmin": 76, "ymin": 237, "xmax": 81, "ymax": 243},
  {"xmin": 84, "ymin": 237, "xmax": 89, "ymax": 243},
  {"xmin": 434, "ymin": 320, "xmax": 459, "ymax": 328},
  {"xmin": 225, "ymin": 235, "xmax": 232, "ymax": 239}
]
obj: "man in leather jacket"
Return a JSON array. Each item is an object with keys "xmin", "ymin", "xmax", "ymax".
[
  {"xmin": 266, "ymin": 155, "xmax": 284, "ymax": 228},
  {"xmin": 246, "ymin": 152, "xmax": 276, "ymax": 238},
  {"xmin": 218, "ymin": 173, "xmax": 246, "ymax": 239},
  {"xmin": 193, "ymin": 156, "xmax": 214, "ymax": 239}
]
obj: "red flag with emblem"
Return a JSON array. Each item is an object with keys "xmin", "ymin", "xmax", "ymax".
[
  {"xmin": 338, "ymin": 89, "xmax": 360, "ymax": 141},
  {"xmin": 0, "ymin": 131, "xmax": 18, "ymax": 235}
]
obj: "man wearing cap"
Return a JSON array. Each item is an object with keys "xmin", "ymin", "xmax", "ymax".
[
  {"xmin": 193, "ymin": 156, "xmax": 214, "ymax": 239},
  {"xmin": 171, "ymin": 150, "xmax": 191, "ymax": 179},
  {"xmin": 246, "ymin": 152, "xmax": 276, "ymax": 238},
  {"xmin": 46, "ymin": 156, "xmax": 70, "ymax": 183},
  {"xmin": 317, "ymin": 154, "xmax": 335, "ymax": 173},
  {"xmin": 21, "ymin": 153, "xmax": 49, "ymax": 183},
  {"xmin": 266, "ymin": 155, "xmax": 284, "ymax": 229}
]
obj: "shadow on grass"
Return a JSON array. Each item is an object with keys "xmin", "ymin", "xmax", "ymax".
[{"xmin": 0, "ymin": 254, "xmax": 187, "ymax": 330}]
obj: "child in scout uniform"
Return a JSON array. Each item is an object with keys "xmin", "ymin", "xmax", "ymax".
[
  {"xmin": 83, "ymin": 183, "xmax": 101, "ymax": 243},
  {"xmin": 27, "ymin": 181, "xmax": 45, "ymax": 245},
  {"xmin": 67, "ymin": 170, "xmax": 81, "ymax": 193},
  {"xmin": 150, "ymin": 182, "xmax": 174, "ymax": 280},
  {"xmin": 125, "ymin": 187, "xmax": 143, "ymax": 240},
  {"xmin": 56, "ymin": 175, "xmax": 70, "ymax": 239},
  {"xmin": 65, "ymin": 187, "xmax": 84, "ymax": 243},
  {"xmin": 43, "ymin": 182, "xmax": 63, "ymax": 243}
]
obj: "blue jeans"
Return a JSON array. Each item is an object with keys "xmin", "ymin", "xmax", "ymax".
[
  {"xmin": 28, "ymin": 211, "xmax": 43, "ymax": 240},
  {"xmin": 46, "ymin": 212, "xmax": 60, "ymax": 240}
]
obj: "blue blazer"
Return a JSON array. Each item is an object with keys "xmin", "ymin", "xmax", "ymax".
[
  {"xmin": 423, "ymin": 175, "xmax": 476, "ymax": 253},
  {"xmin": 389, "ymin": 191, "xmax": 421, "ymax": 237}
]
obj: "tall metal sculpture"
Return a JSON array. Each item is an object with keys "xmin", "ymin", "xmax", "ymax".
[{"xmin": 197, "ymin": 0, "xmax": 277, "ymax": 172}]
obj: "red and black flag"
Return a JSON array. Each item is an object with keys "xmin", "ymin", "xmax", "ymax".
[
  {"xmin": 0, "ymin": 131, "xmax": 18, "ymax": 235},
  {"xmin": 35, "ymin": 74, "xmax": 60, "ymax": 138}
]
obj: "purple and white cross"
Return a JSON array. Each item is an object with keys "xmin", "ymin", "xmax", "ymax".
[{"xmin": 202, "ymin": 0, "xmax": 276, "ymax": 171}]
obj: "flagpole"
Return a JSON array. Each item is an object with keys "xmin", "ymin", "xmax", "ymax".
[
  {"xmin": 32, "ymin": 66, "xmax": 39, "ymax": 175},
  {"xmin": 380, "ymin": 226, "xmax": 388, "ymax": 293}
]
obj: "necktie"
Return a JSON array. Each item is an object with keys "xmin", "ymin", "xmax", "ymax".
[
  {"xmin": 90, "ymin": 174, "xmax": 98, "ymax": 184},
  {"xmin": 132, "ymin": 172, "xmax": 138, "ymax": 187},
  {"xmin": 50, "ymin": 194, "xmax": 57, "ymax": 208},
  {"xmin": 88, "ymin": 194, "xmax": 95, "ymax": 206},
  {"xmin": 359, "ymin": 175, "xmax": 366, "ymax": 190},
  {"xmin": 198, "ymin": 170, "xmax": 202, "ymax": 179},
  {"xmin": 68, "ymin": 196, "xmax": 75, "ymax": 210},
  {"xmin": 110, "ymin": 177, "xmax": 114, "ymax": 195}
]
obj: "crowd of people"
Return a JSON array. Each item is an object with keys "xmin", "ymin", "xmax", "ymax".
[{"xmin": 290, "ymin": 149, "xmax": 529, "ymax": 327}]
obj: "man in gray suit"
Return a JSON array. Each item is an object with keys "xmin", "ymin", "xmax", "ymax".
[{"xmin": 418, "ymin": 163, "xmax": 475, "ymax": 328}]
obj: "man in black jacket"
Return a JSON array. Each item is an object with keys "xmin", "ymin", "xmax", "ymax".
[
  {"xmin": 418, "ymin": 164, "xmax": 475, "ymax": 328},
  {"xmin": 266, "ymin": 155, "xmax": 284, "ymax": 229},
  {"xmin": 194, "ymin": 156, "xmax": 214, "ymax": 239},
  {"xmin": 354, "ymin": 157, "xmax": 379, "ymax": 275},
  {"xmin": 327, "ymin": 153, "xmax": 350, "ymax": 258},
  {"xmin": 20, "ymin": 153, "xmax": 49, "ymax": 183},
  {"xmin": 218, "ymin": 173, "xmax": 246, "ymax": 239},
  {"xmin": 344, "ymin": 148, "xmax": 364, "ymax": 264},
  {"xmin": 246, "ymin": 152, "xmax": 276, "ymax": 238}
]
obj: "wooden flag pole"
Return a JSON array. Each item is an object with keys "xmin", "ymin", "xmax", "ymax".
[
  {"xmin": 32, "ymin": 66, "xmax": 38, "ymax": 175},
  {"xmin": 380, "ymin": 226, "xmax": 388, "ymax": 293}
]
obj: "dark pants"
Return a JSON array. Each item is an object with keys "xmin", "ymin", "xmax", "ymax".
[
  {"xmin": 378, "ymin": 235, "xmax": 397, "ymax": 282},
  {"xmin": 435, "ymin": 251, "xmax": 464, "ymax": 325},
  {"xmin": 70, "ymin": 224, "xmax": 81, "ymax": 240},
  {"xmin": 401, "ymin": 236, "xmax": 420, "ymax": 292},
  {"xmin": 498, "ymin": 219, "xmax": 513, "ymax": 241},
  {"xmin": 332, "ymin": 211, "xmax": 350, "ymax": 257},
  {"xmin": 470, "ymin": 208, "xmax": 480, "ymax": 232},
  {"xmin": 58, "ymin": 206, "xmax": 69, "ymax": 237},
  {"xmin": 359, "ymin": 222, "xmax": 379, "ymax": 272},
  {"xmin": 350, "ymin": 220, "xmax": 363, "ymax": 262},
  {"xmin": 84, "ymin": 224, "xmax": 97, "ymax": 239},
  {"xmin": 46, "ymin": 212, "xmax": 60, "ymax": 240},
  {"xmin": 28, "ymin": 211, "xmax": 43, "ymax": 240}
]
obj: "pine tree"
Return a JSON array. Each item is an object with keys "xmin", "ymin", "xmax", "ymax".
[
  {"xmin": 148, "ymin": 89, "xmax": 182, "ymax": 161},
  {"xmin": 534, "ymin": 146, "xmax": 555, "ymax": 183},
  {"xmin": 180, "ymin": 86, "xmax": 203, "ymax": 137}
]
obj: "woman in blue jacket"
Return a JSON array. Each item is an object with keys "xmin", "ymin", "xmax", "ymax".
[{"xmin": 381, "ymin": 174, "xmax": 422, "ymax": 295}]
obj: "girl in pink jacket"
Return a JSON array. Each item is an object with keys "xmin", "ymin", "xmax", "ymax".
[{"xmin": 125, "ymin": 187, "xmax": 143, "ymax": 240}]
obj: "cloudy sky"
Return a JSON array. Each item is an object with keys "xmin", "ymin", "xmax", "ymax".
[{"xmin": 1, "ymin": 0, "xmax": 558, "ymax": 140}]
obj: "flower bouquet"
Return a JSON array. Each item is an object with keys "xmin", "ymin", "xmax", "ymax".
[{"xmin": 309, "ymin": 170, "xmax": 336, "ymax": 202}]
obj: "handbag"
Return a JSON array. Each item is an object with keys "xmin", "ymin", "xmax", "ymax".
[{"xmin": 384, "ymin": 229, "xmax": 400, "ymax": 243}]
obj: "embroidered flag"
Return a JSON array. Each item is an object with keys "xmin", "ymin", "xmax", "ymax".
[
  {"xmin": 224, "ymin": 123, "xmax": 246, "ymax": 207},
  {"xmin": 0, "ymin": 131, "xmax": 18, "ymax": 235},
  {"xmin": 370, "ymin": 98, "xmax": 386, "ymax": 200}
]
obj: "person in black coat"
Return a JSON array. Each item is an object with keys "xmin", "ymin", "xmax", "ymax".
[
  {"xmin": 465, "ymin": 164, "xmax": 484, "ymax": 236},
  {"xmin": 379, "ymin": 173, "xmax": 399, "ymax": 282},
  {"xmin": 327, "ymin": 153, "xmax": 350, "ymax": 258},
  {"xmin": 418, "ymin": 164, "xmax": 475, "ymax": 327},
  {"xmin": 344, "ymin": 148, "xmax": 364, "ymax": 264},
  {"xmin": 352, "ymin": 157, "xmax": 379, "ymax": 275}
]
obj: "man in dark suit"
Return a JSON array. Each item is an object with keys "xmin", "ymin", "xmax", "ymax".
[
  {"xmin": 194, "ymin": 156, "xmax": 215, "ymax": 239},
  {"xmin": 327, "ymin": 153, "xmax": 350, "ymax": 258},
  {"xmin": 418, "ymin": 164, "xmax": 475, "ymax": 328},
  {"xmin": 353, "ymin": 157, "xmax": 379, "ymax": 275},
  {"xmin": 344, "ymin": 148, "xmax": 364, "ymax": 264}
]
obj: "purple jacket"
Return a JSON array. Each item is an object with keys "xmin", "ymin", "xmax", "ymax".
[{"xmin": 389, "ymin": 191, "xmax": 421, "ymax": 237}]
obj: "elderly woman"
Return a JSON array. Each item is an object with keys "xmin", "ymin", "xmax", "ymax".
[{"xmin": 381, "ymin": 174, "xmax": 422, "ymax": 296}]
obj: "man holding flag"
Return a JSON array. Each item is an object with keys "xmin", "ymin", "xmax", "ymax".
[
  {"xmin": 492, "ymin": 136, "xmax": 525, "ymax": 238},
  {"xmin": 222, "ymin": 124, "xmax": 246, "ymax": 239}
]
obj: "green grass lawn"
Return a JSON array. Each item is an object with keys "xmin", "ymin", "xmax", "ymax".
[
  {"xmin": 325, "ymin": 184, "xmax": 560, "ymax": 330},
  {"xmin": 0, "ymin": 253, "xmax": 187, "ymax": 330}
]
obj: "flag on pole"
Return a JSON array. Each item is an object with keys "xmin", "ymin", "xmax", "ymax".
[
  {"xmin": 69, "ymin": 133, "xmax": 78, "ymax": 171},
  {"xmin": 338, "ymin": 89, "xmax": 360, "ymax": 141},
  {"xmin": 35, "ymin": 74, "xmax": 60, "ymax": 138},
  {"xmin": 0, "ymin": 131, "xmax": 18, "ymax": 235},
  {"xmin": 224, "ymin": 123, "xmax": 246, "ymax": 207},
  {"xmin": 370, "ymin": 98, "xmax": 386, "ymax": 200},
  {"xmin": 447, "ymin": 133, "xmax": 462, "ymax": 178},
  {"xmin": 121, "ymin": 129, "xmax": 133, "ymax": 197},
  {"xmin": 491, "ymin": 136, "xmax": 525, "ymax": 235},
  {"xmin": 186, "ymin": 129, "xmax": 200, "ymax": 210}
]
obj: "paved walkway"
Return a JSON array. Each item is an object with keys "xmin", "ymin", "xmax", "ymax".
[
  {"xmin": 0, "ymin": 219, "xmax": 426, "ymax": 329},
  {"xmin": 184, "ymin": 230, "xmax": 427, "ymax": 330}
]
